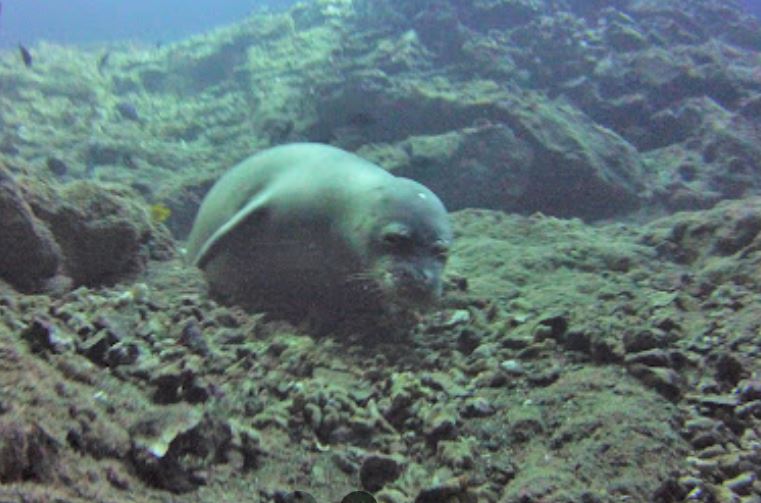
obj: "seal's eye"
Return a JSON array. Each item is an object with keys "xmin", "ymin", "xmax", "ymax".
[
  {"xmin": 382, "ymin": 232, "xmax": 412, "ymax": 251},
  {"xmin": 432, "ymin": 243, "xmax": 449, "ymax": 261}
]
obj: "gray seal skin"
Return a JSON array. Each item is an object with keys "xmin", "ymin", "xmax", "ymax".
[{"xmin": 186, "ymin": 143, "xmax": 452, "ymax": 319}]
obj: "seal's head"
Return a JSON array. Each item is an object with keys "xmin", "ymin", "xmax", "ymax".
[{"xmin": 348, "ymin": 177, "xmax": 452, "ymax": 310}]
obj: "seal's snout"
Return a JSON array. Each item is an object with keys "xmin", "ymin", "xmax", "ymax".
[{"xmin": 393, "ymin": 263, "xmax": 443, "ymax": 304}]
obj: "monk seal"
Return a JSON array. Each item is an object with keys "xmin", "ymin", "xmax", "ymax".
[{"xmin": 186, "ymin": 143, "xmax": 452, "ymax": 321}]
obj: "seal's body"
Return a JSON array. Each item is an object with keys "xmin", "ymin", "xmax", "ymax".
[{"xmin": 186, "ymin": 143, "xmax": 452, "ymax": 318}]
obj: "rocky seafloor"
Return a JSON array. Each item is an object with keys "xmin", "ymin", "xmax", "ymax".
[{"xmin": 0, "ymin": 0, "xmax": 760, "ymax": 502}]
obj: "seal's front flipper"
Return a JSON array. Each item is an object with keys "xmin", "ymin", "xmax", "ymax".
[{"xmin": 194, "ymin": 194, "xmax": 271, "ymax": 269}]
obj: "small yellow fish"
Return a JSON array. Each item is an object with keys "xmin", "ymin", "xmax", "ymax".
[{"xmin": 149, "ymin": 203, "xmax": 171, "ymax": 224}]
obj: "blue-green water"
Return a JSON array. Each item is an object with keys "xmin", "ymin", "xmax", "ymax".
[{"xmin": 0, "ymin": 0, "xmax": 298, "ymax": 47}]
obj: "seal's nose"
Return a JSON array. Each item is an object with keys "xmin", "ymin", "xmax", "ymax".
[
  {"xmin": 398, "ymin": 265, "xmax": 441, "ymax": 301},
  {"xmin": 423, "ymin": 267, "xmax": 443, "ymax": 297}
]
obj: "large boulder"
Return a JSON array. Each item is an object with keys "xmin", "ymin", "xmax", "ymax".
[
  {"xmin": 373, "ymin": 95, "xmax": 645, "ymax": 220},
  {"xmin": 643, "ymin": 97, "xmax": 761, "ymax": 211},
  {"xmin": 26, "ymin": 180, "xmax": 175, "ymax": 286},
  {"xmin": 0, "ymin": 166, "xmax": 174, "ymax": 290},
  {"xmin": 640, "ymin": 197, "xmax": 761, "ymax": 294},
  {"xmin": 0, "ymin": 170, "xmax": 62, "ymax": 291}
]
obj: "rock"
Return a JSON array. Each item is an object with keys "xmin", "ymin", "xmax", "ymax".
[
  {"xmin": 711, "ymin": 352, "xmax": 746, "ymax": 386},
  {"xmin": 129, "ymin": 408, "xmax": 233, "ymax": 493},
  {"xmin": 86, "ymin": 140, "xmax": 135, "ymax": 167},
  {"xmin": 527, "ymin": 367, "xmax": 560, "ymax": 387},
  {"xmin": 434, "ymin": 309, "xmax": 471, "ymax": 330},
  {"xmin": 508, "ymin": 10, "xmax": 592, "ymax": 86},
  {"xmin": 0, "ymin": 419, "xmax": 59, "ymax": 483},
  {"xmin": 33, "ymin": 181, "xmax": 171, "ymax": 286},
  {"xmin": 687, "ymin": 455, "xmax": 719, "ymax": 478},
  {"xmin": 341, "ymin": 491, "xmax": 378, "ymax": 503},
  {"xmin": 79, "ymin": 330, "xmax": 121, "ymax": 367},
  {"xmin": 471, "ymin": 342, "xmax": 498, "ymax": 360},
  {"xmin": 116, "ymin": 101, "xmax": 141, "ymax": 122},
  {"xmin": 423, "ymin": 408, "xmax": 458, "ymax": 445},
  {"xmin": 46, "ymin": 157, "xmax": 69, "ymax": 177},
  {"xmin": 235, "ymin": 426, "xmax": 264, "ymax": 471},
  {"xmin": 487, "ymin": 459, "xmax": 516, "ymax": 485},
  {"xmin": 311, "ymin": 69, "xmax": 644, "ymax": 221},
  {"xmin": 694, "ymin": 394, "xmax": 740, "ymax": 411},
  {"xmin": 723, "ymin": 472, "xmax": 756, "ymax": 496},
  {"xmin": 412, "ymin": 3, "xmax": 468, "ymax": 59},
  {"xmin": 735, "ymin": 400, "xmax": 761, "ymax": 420},
  {"xmin": 273, "ymin": 490, "xmax": 317, "ymax": 503},
  {"xmin": 331, "ymin": 452, "xmax": 356, "ymax": 475},
  {"xmin": 625, "ymin": 349, "xmax": 672, "ymax": 368},
  {"xmin": 563, "ymin": 329, "xmax": 591, "ymax": 352},
  {"xmin": 398, "ymin": 125, "xmax": 533, "ymax": 213},
  {"xmin": 623, "ymin": 329, "xmax": 670, "ymax": 353},
  {"xmin": 589, "ymin": 335, "xmax": 625, "ymax": 364},
  {"xmin": 456, "ymin": 328, "xmax": 481, "ymax": 355},
  {"xmin": 104, "ymin": 341, "xmax": 141, "ymax": 367},
  {"xmin": 178, "ymin": 319, "xmax": 209, "ymax": 356},
  {"xmin": 105, "ymin": 464, "xmax": 131, "ymax": 490},
  {"xmin": 683, "ymin": 417, "xmax": 723, "ymax": 438},
  {"xmin": 499, "ymin": 359, "xmax": 525, "ymax": 376},
  {"xmin": 395, "ymin": 96, "xmax": 644, "ymax": 220},
  {"xmin": 22, "ymin": 316, "xmax": 74, "ymax": 354},
  {"xmin": 460, "ymin": 397, "xmax": 496, "ymax": 418},
  {"xmin": 641, "ymin": 198, "xmax": 761, "ymax": 293},
  {"xmin": 437, "ymin": 439, "xmax": 475, "ymax": 470},
  {"xmin": 414, "ymin": 476, "xmax": 471, "ymax": 503},
  {"xmin": 66, "ymin": 407, "xmax": 130, "ymax": 460},
  {"xmin": 689, "ymin": 430, "xmax": 723, "ymax": 450},
  {"xmin": 151, "ymin": 368, "xmax": 210, "ymax": 405},
  {"xmin": 1, "ymin": 167, "xmax": 175, "ymax": 292},
  {"xmin": 359, "ymin": 454, "xmax": 403, "ymax": 492},
  {"xmin": 376, "ymin": 488, "xmax": 408, "ymax": 503},
  {"xmin": 534, "ymin": 313, "xmax": 569, "ymax": 342},
  {"xmin": 737, "ymin": 380, "xmax": 761, "ymax": 402},
  {"xmin": 383, "ymin": 372, "xmax": 427, "ymax": 428},
  {"xmin": 0, "ymin": 171, "xmax": 62, "ymax": 291},
  {"xmin": 713, "ymin": 212, "xmax": 761, "ymax": 256},
  {"xmin": 458, "ymin": 0, "xmax": 540, "ymax": 31},
  {"xmin": 627, "ymin": 364, "xmax": 683, "ymax": 402},
  {"xmin": 604, "ymin": 21, "xmax": 648, "ymax": 52},
  {"xmin": 645, "ymin": 97, "xmax": 761, "ymax": 210}
]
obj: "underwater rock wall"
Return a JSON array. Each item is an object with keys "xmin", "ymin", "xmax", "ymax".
[{"xmin": 1, "ymin": 0, "xmax": 760, "ymax": 230}]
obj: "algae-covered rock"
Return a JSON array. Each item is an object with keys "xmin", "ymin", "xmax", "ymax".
[
  {"xmin": 0, "ymin": 164, "xmax": 174, "ymax": 291},
  {"xmin": 641, "ymin": 197, "xmax": 761, "ymax": 294},
  {"xmin": 129, "ymin": 407, "xmax": 231, "ymax": 493},
  {"xmin": 492, "ymin": 368, "xmax": 688, "ymax": 501},
  {"xmin": 0, "ymin": 169, "xmax": 62, "ymax": 291},
  {"xmin": 491, "ymin": 96, "xmax": 645, "ymax": 219},
  {"xmin": 398, "ymin": 125, "xmax": 533, "ymax": 214},
  {"xmin": 351, "ymin": 93, "xmax": 644, "ymax": 220},
  {"xmin": 360, "ymin": 454, "xmax": 404, "ymax": 492},
  {"xmin": 28, "ymin": 180, "xmax": 174, "ymax": 286},
  {"xmin": 0, "ymin": 419, "xmax": 59, "ymax": 483}
]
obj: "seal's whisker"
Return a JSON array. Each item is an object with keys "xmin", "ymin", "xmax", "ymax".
[
  {"xmin": 345, "ymin": 271, "xmax": 373, "ymax": 281},
  {"xmin": 345, "ymin": 272, "xmax": 378, "ymax": 285},
  {"xmin": 344, "ymin": 273, "xmax": 385, "ymax": 296}
]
